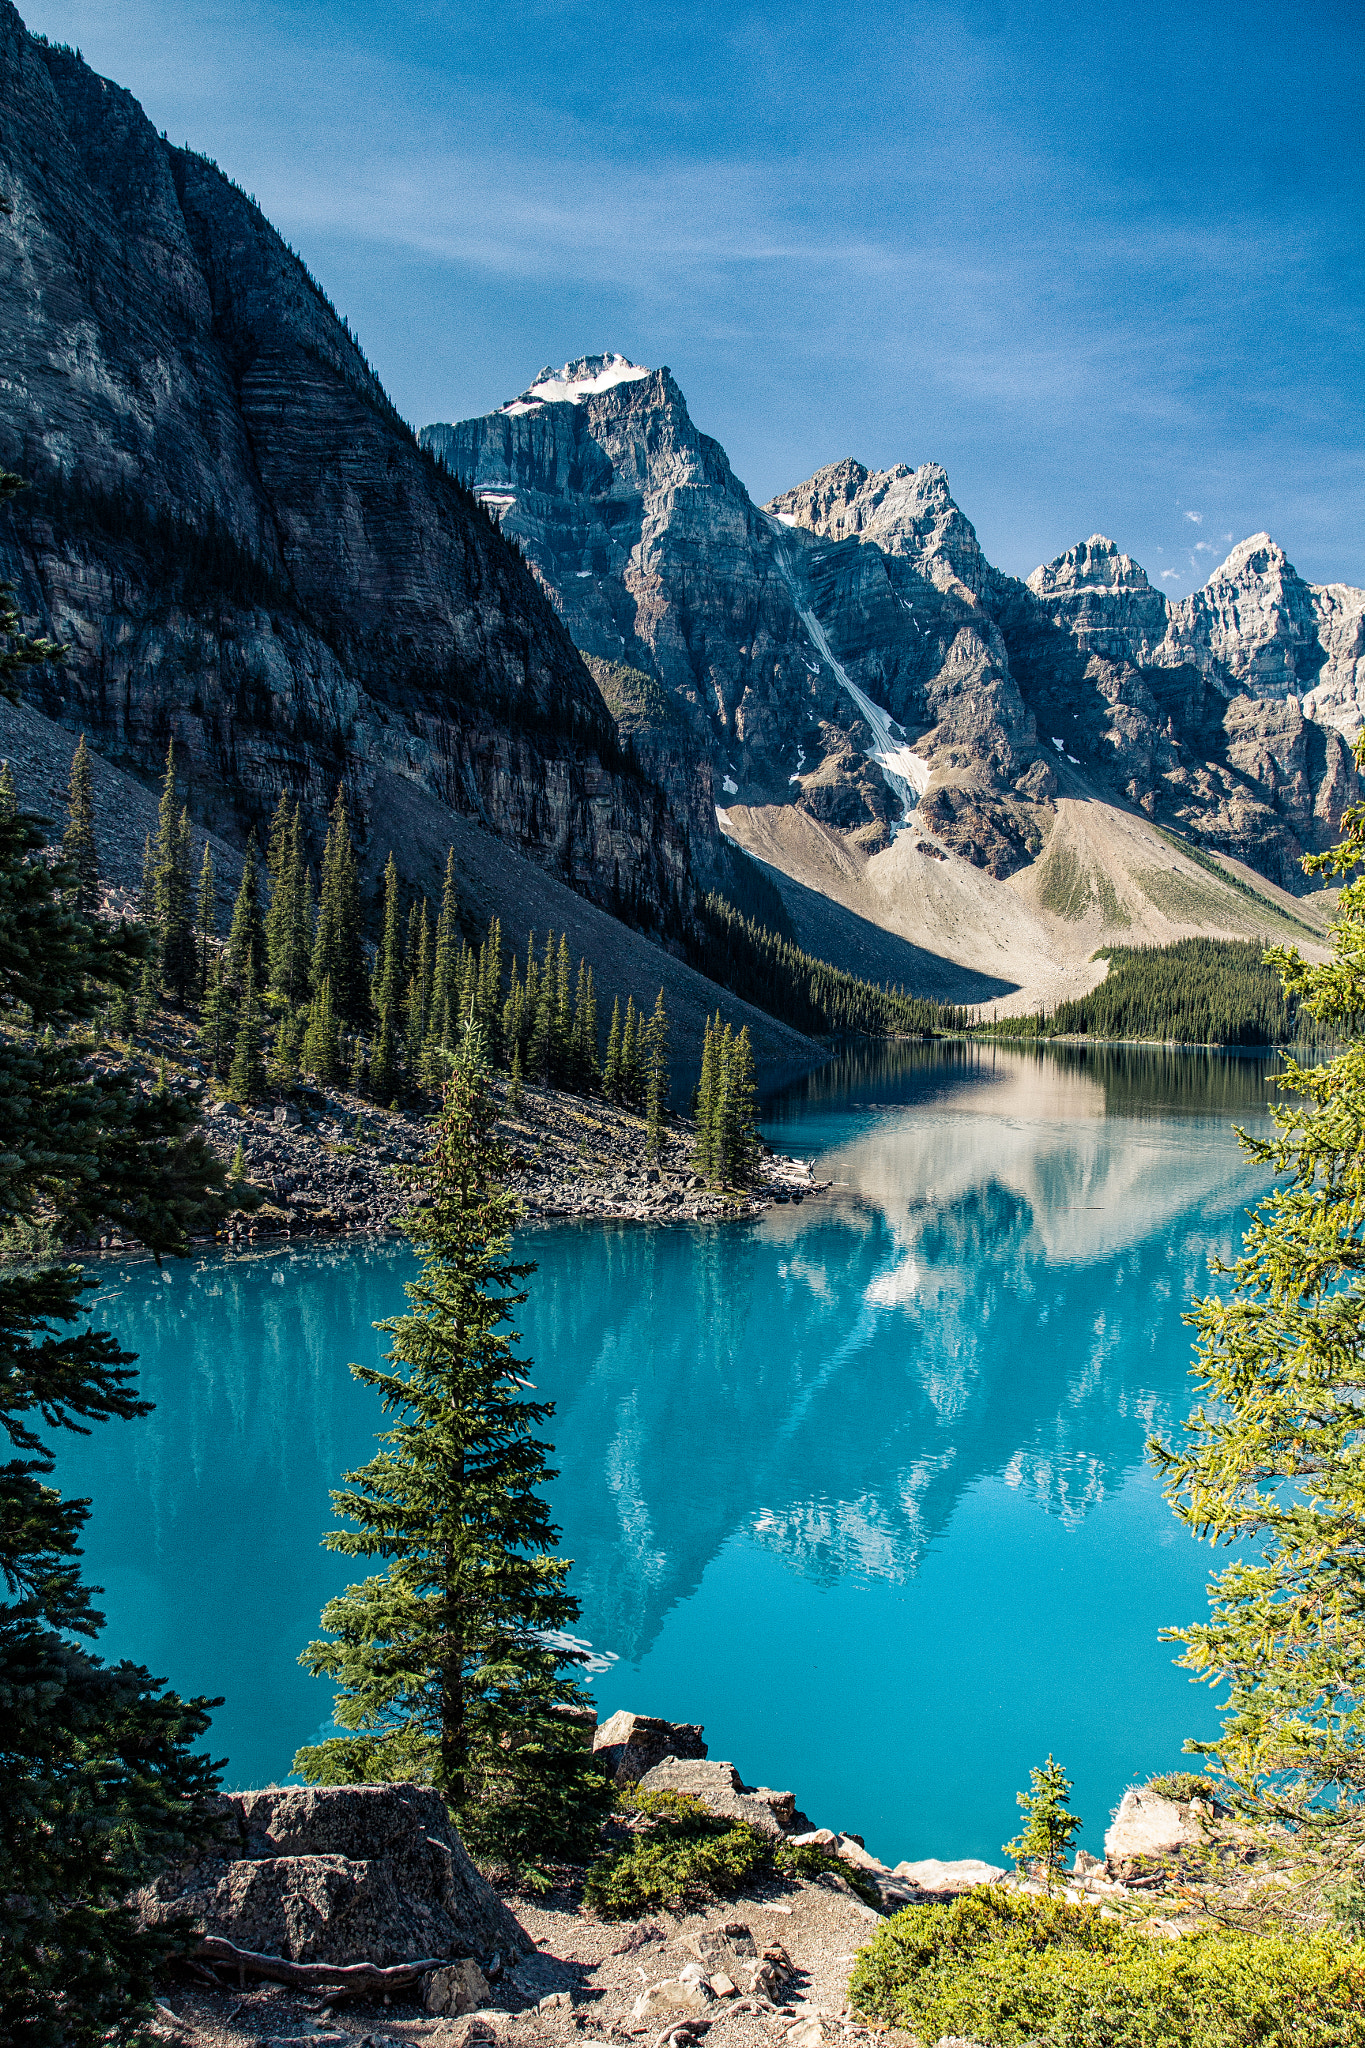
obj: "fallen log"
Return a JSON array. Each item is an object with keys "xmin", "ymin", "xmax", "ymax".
[{"xmin": 193, "ymin": 1936, "xmax": 458, "ymax": 1992}]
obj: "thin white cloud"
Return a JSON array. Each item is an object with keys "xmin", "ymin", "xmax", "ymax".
[
  {"xmin": 1184, "ymin": 510, "xmax": 1203, "ymax": 523},
  {"xmin": 1161, "ymin": 568, "xmax": 1182, "ymax": 581}
]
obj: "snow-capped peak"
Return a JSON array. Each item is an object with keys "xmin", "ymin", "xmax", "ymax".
[{"xmin": 498, "ymin": 353, "xmax": 651, "ymax": 416}]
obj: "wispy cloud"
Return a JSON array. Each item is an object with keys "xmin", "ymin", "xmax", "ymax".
[
  {"xmin": 1161, "ymin": 568, "xmax": 1182, "ymax": 581},
  {"xmin": 1184, "ymin": 510, "xmax": 1203, "ymax": 523}
]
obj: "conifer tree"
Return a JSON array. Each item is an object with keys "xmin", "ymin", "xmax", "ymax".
[
  {"xmin": 194, "ymin": 844, "xmax": 216, "ymax": 999},
  {"xmin": 301, "ymin": 976, "xmax": 341, "ymax": 1085},
  {"xmin": 374, "ymin": 852, "xmax": 405, "ymax": 1028},
  {"xmin": 571, "ymin": 962, "xmax": 599, "ymax": 1095},
  {"xmin": 711, "ymin": 1021, "xmax": 735, "ymax": 1181},
  {"xmin": 528, "ymin": 960, "xmax": 553, "ymax": 1082},
  {"xmin": 264, "ymin": 788, "xmax": 293, "ymax": 890},
  {"xmin": 225, "ymin": 834, "xmax": 265, "ymax": 994},
  {"xmin": 62, "ymin": 733, "xmax": 99, "ymax": 915},
  {"xmin": 293, "ymin": 1028, "xmax": 605, "ymax": 1863},
  {"xmin": 266, "ymin": 800, "xmax": 311, "ymax": 1008},
  {"xmin": 478, "ymin": 918, "xmax": 504, "ymax": 1058},
  {"xmin": 1003, "ymin": 1756, "xmax": 1084, "ymax": 1892},
  {"xmin": 507, "ymin": 1041, "xmax": 524, "ymax": 1113},
  {"xmin": 621, "ymin": 997, "xmax": 640, "ymax": 1111},
  {"xmin": 603, "ymin": 997, "xmax": 623, "ymax": 1104},
  {"xmin": 370, "ymin": 1006, "xmax": 400, "ymax": 1107},
  {"xmin": 151, "ymin": 744, "xmax": 195, "ymax": 1003},
  {"xmin": 226, "ymin": 962, "xmax": 267, "ymax": 1106},
  {"xmin": 553, "ymin": 934, "xmax": 572, "ymax": 1084},
  {"xmin": 138, "ymin": 831, "xmax": 155, "ymax": 928},
  {"xmin": 312, "ymin": 788, "xmax": 369, "ymax": 1028},
  {"xmin": 198, "ymin": 954, "xmax": 233, "ymax": 1078},
  {"xmin": 726, "ymin": 1024, "xmax": 760, "ymax": 1185},
  {"xmin": 430, "ymin": 850, "xmax": 460, "ymax": 1048},
  {"xmin": 501, "ymin": 960, "xmax": 525, "ymax": 1072},
  {"xmin": 693, "ymin": 1013, "xmax": 720, "ymax": 1178},
  {"xmin": 405, "ymin": 898, "xmax": 432, "ymax": 1053},
  {"xmin": 644, "ymin": 988, "xmax": 670, "ymax": 1161},
  {"xmin": 1153, "ymin": 782, "xmax": 1365, "ymax": 1831},
  {"xmin": 0, "ymin": 696, "xmax": 226, "ymax": 2045},
  {"xmin": 269, "ymin": 1007, "xmax": 304, "ymax": 1089}
]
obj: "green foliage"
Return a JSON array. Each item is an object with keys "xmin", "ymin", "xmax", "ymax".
[
  {"xmin": 1144, "ymin": 1771, "xmax": 1218, "ymax": 1804},
  {"xmin": 986, "ymin": 938, "xmax": 1312, "ymax": 1046},
  {"xmin": 696, "ymin": 1015, "xmax": 761, "ymax": 1186},
  {"xmin": 584, "ymin": 1791, "xmax": 773, "ymax": 1917},
  {"xmin": 1003, "ymin": 1755, "xmax": 1083, "ymax": 1889},
  {"xmin": 294, "ymin": 1028, "xmax": 594, "ymax": 1858},
  {"xmin": 1151, "ymin": 775, "xmax": 1365, "ymax": 1826},
  {"xmin": 61, "ymin": 735, "xmax": 99, "ymax": 916},
  {"xmin": 151, "ymin": 744, "xmax": 195, "ymax": 1003},
  {"xmin": 225, "ymin": 963, "xmax": 267, "ymax": 1106},
  {"xmin": 311, "ymin": 788, "xmax": 369, "ymax": 1030},
  {"xmin": 848, "ymin": 1888, "xmax": 1365, "ymax": 2048},
  {"xmin": 0, "ymin": 766, "xmax": 227, "ymax": 2044},
  {"xmin": 225, "ymin": 833, "xmax": 265, "ymax": 995},
  {"xmin": 643, "ymin": 989, "xmax": 669, "ymax": 1159},
  {"xmin": 301, "ymin": 975, "xmax": 341, "ymax": 1085},
  {"xmin": 688, "ymin": 894, "xmax": 968, "ymax": 1038},
  {"xmin": 0, "ymin": 472, "xmax": 65, "ymax": 696}
]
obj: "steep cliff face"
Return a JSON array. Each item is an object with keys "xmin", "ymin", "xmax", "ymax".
[
  {"xmin": 432, "ymin": 365, "xmax": 1357, "ymax": 894},
  {"xmin": 0, "ymin": 15, "xmax": 691, "ymax": 915}
]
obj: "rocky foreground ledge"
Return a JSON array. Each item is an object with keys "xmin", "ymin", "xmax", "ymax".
[{"xmin": 134, "ymin": 1711, "xmax": 1202, "ymax": 2048}]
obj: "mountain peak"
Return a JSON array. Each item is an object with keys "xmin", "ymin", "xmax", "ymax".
[
  {"xmin": 1027, "ymin": 534, "xmax": 1156, "ymax": 600},
  {"xmin": 497, "ymin": 353, "xmax": 652, "ymax": 417}
]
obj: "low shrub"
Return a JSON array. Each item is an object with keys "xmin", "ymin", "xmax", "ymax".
[
  {"xmin": 1144, "ymin": 1770, "xmax": 1219, "ymax": 1804},
  {"xmin": 584, "ymin": 1791, "xmax": 772, "ymax": 1917},
  {"xmin": 848, "ymin": 1887, "xmax": 1365, "ymax": 2048},
  {"xmin": 772, "ymin": 1837, "xmax": 886, "ymax": 1911}
]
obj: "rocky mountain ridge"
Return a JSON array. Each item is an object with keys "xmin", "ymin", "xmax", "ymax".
[
  {"xmin": 0, "ymin": 15, "xmax": 695, "ymax": 931},
  {"xmin": 430, "ymin": 362, "xmax": 1360, "ymax": 896}
]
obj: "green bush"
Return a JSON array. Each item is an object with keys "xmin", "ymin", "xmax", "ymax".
[
  {"xmin": 772, "ymin": 1836, "xmax": 885, "ymax": 1912},
  {"xmin": 584, "ymin": 1791, "xmax": 772, "ymax": 1917},
  {"xmin": 848, "ymin": 1888, "xmax": 1365, "ymax": 2048},
  {"xmin": 1144, "ymin": 1771, "xmax": 1219, "ymax": 1804}
]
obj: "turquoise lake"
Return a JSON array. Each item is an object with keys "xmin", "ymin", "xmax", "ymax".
[{"xmin": 57, "ymin": 1040, "xmax": 1281, "ymax": 1867}]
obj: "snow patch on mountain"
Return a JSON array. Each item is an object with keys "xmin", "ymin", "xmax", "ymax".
[{"xmin": 499, "ymin": 353, "xmax": 650, "ymax": 414}]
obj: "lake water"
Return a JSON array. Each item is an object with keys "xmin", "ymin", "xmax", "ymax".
[{"xmin": 56, "ymin": 1041, "xmax": 1281, "ymax": 1866}]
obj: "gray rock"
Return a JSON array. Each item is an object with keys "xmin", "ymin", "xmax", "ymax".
[
  {"xmin": 890, "ymin": 1857, "xmax": 1004, "ymax": 1895},
  {"xmin": 592, "ymin": 1710, "xmax": 707, "ymax": 1786},
  {"xmin": 631, "ymin": 1978, "xmax": 713, "ymax": 2022},
  {"xmin": 134, "ymin": 1785, "xmax": 528, "ymax": 1967},
  {"xmin": 635, "ymin": 1756, "xmax": 799, "ymax": 1838},
  {"xmin": 426, "ymin": 1961, "xmax": 494, "ymax": 2016}
]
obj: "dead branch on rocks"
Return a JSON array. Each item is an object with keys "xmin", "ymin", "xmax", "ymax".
[{"xmin": 194, "ymin": 1936, "xmax": 455, "ymax": 1992}]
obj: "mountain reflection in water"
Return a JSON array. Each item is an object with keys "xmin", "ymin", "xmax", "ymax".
[{"xmin": 59, "ymin": 1042, "xmax": 1283, "ymax": 1862}]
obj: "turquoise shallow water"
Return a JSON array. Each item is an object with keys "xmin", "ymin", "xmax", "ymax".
[{"xmin": 57, "ymin": 1041, "xmax": 1280, "ymax": 1865}]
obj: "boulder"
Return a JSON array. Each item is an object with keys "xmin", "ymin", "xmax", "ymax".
[
  {"xmin": 890, "ymin": 1858, "xmax": 1004, "ymax": 1895},
  {"xmin": 631, "ymin": 1977, "xmax": 713, "ymax": 2023},
  {"xmin": 636, "ymin": 1756, "xmax": 802, "ymax": 1837},
  {"xmin": 1104, "ymin": 1788, "xmax": 1207, "ymax": 1878},
  {"xmin": 426, "ymin": 1961, "xmax": 494, "ymax": 2016},
  {"xmin": 592, "ymin": 1711, "xmax": 707, "ymax": 1786},
  {"xmin": 134, "ymin": 1785, "xmax": 529, "ymax": 1968}
]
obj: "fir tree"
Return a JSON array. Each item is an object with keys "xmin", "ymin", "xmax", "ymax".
[
  {"xmin": 507, "ymin": 1041, "xmax": 524, "ymax": 1113},
  {"xmin": 501, "ymin": 960, "xmax": 525, "ymax": 1073},
  {"xmin": 1153, "ymin": 779, "xmax": 1365, "ymax": 1832},
  {"xmin": 725, "ymin": 1024, "xmax": 760, "ymax": 1185},
  {"xmin": 430, "ymin": 849, "xmax": 460, "ymax": 1048},
  {"xmin": 693, "ymin": 1013, "xmax": 720, "ymax": 1178},
  {"xmin": 620, "ymin": 997, "xmax": 641, "ymax": 1112},
  {"xmin": 528, "ymin": 957, "xmax": 553, "ymax": 1082},
  {"xmin": 1003, "ymin": 1756, "xmax": 1084, "ymax": 1892},
  {"xmin": 293, "ymin": 1028, "xmax": 606, "ymax": 1863},
  {"xmin": 0, "ymin": 761, "xmax": 15, "ymax": 820},
  {"xmin": 301, "ymin": 976, "xmax": 341, "ymax": 1085},
  {"xmin": 264, "ymin": 788, "xmax": 293, "ymax": 891},
  {"xmin": 225, "ymin": 834, "xmax": 265, "ymax": 994},
  {"xmin": 269, "ymin": 1007, "xmax": 304, "ymax": 1089},
  {"xmin": 62, "ymin": 734, "xmax": 99, "ymax": 915},
  {"xmin": 374, "ymin": 852, "xmax": 405, "ymax": 1027},
  {"xmin": 0, "ymin": 719, "xmax": 227, "ymax": 2045},
  {"xmin": 312, "ymin": 787, "xmax": 369, "ymax": 1029},
  {"xmin": 266, "ymin": 800, "xmax": 311, "ymax": 1008},
  {"xmin": 370, "ymin": 1005, "xmax": 400, "ymax": 1107},
  {"xmin": 644, "ymin": 988, "xmax": 670, "ymax": 1161},
  {"xmin": 194, "ymin": 844, "xmax": 216, "ymax": 999},
  {"xmin": 198, "ymin": 954, "xmax": 234, "ymax": 1078},
  {"xmin": 553, "ymin": 934, "xmax": 572, "ymax": 1084},
  {"xmin": 138, "ymin": 831, "xmax": 155, "ymax": 929},
  {"xmin": 571, "ymin": 961, "xmax": 599, "ymax": 1095},
  {"xmin": 226, "ymin": 961, "xmax": 267, "ymax": 1106},
  {"xmin": 603, "ymin": 998, "xmax": 623, "ymax": 1104},
  {"xmin": 152, "ymin": 744, "xmax": 195, "ymax": 1003}
]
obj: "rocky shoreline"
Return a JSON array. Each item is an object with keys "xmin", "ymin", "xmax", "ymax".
[
  {"xmin": 138, "ymin": 1710, "xmax": 1225, "ymax": 2048},
  {"xmin": 79, "ymin": 1047, "xmax": 825, "ymax": 1254}
]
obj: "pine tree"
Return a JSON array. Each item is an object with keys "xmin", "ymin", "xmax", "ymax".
[
  {"xmin": 501, "ymin": 960, "xmax": 525, "ymax": 1072},
  {"xmin": 194, "ymin": 843, "xmax": 216, "ymax": 999},
  {"xmin": 266, "ymin": 800, "xmax": 311, "ymax": 1008},
  {"xmin": 226, "ymin": 962, "xmax": 267, "ymax": 1106},
  {"xmin": 374, "ymin": 852, "xmax": 405, "ymax": 1027},
  {"xmin": 312, "ymin": 787, "xmax": 369, "ymax": 1028},
  {"xmin": 151, "ymin": 744, "xmax": 195, "ymax": 1003},
  {"xmin": 62, "ymin": 734, "xmax": 99, "ymax": 915},
  {"xmin": 0, "ymin": 712, "xmax": 226, "ymax": 2045},
  {"xmin": 553, "ymin": 934, "xmax": 572, "ymax": 1085},
  {"xmin": 621, "ymin": 997, "xmax": 640, "ymax": 1112},
  {"xmin": 264, "ymin": 788, "xmax": 293, "ymax": 891},
  {"xmin": 507, "ymin": 1041, "xmax": 524, "ymax": 1113},
  {"xmin": 292, "ymin": 1028, "xmax": 606, "ymax": 1864},
  {"xmin": 603, "ymin": 998, "xmax": 623, "ymax": 1104},
  {"xmin": 528, "ymin": 956, "xmax": 553, "ymax": 1083},
  {"xmin": 405, "ymin": 898, "xmax": 432, "ymax": 1054},
  {"xmin": 430, "ymin": 849, "xmax": 460, "ymax": 1048},
  {"xmin": 198, "ymin": 954, "xmax": 234, "ymax": 1078},
  {"xmin": 225, "ymin": 834, "xmax": 265, "ymax": 994},
  {"xmin": 1003, "ymin": 1756, "xmax": 1084, "ymax": 1892},
  {"xmin": 370, "ymin": 1005, "xmax": 400, "ymax": 1106},
  {"xmin": 301, "ymin": 976, "xmax": 341, "ymax": 1086},
  {"xmin": 1152, "ymin": 783, "xmax": 1365, "ymax": 1831},
  {"xmin": 726, "ymin": 1024, "xmax": 760, "ymax": 1185},
  {"xmin": 643, "ymin": 988, "xmax": 670, "ymax": 1161},
  {"xmin": 138, "ymin": 831, "xmax": 155, "ymax": 927},
  {"xmin": 571, "ymin": 962, "xmax": 599, "ymax": 1095},
  {"xmin": 269, "ymin": 1006, "xmax": 304, "ymax": 1089},
  {"xmin": 694, "ymin": 1013, "xmax": 720, "ymax": 1178},
  {"xmin": 711, "ymin": 1021, "xmax": 735, "ymax": 1181}
]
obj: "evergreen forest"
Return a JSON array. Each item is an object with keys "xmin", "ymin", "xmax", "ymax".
[{"xmin": 978, "ymin": 938, "xmax": 1317, "ymax": 1046}]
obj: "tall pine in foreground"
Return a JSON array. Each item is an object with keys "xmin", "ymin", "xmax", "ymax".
[
  {"xmin": 294, "ymin": 1027, "xmax": 607, "ymax": 1868},
  {"xmin": 0, "ymin": 505, "xmax": 228, "ymax": 2044},
  {"xmin": 1153, "ymin": 760, "xmax": 1365, "ymax": 1840}
]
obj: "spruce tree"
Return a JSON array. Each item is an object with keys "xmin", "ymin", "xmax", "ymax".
[
  {"xmin": 1003, "ymin": 1756, "xmax": 1084, "ymax": 1893},
  {"xmin": 711, "ymin": 1021, "xmax": 735, "ymax": 1181},
  {"xmin": 643, "ymin": 988, "xmax": 670, "ymax": 1161},
  {"xmin": 312, "ymin": 788, "xmax": 368, "ymax": 1029},
  {"xmin": 0, "ymin": 736, "xmax": 227, "ymax": 2045},
  {"xmin": 528, "ymin": 959, "xmax": 553, "ymax": 1083},
  {"xmin": 198, "ymin": 954, "xmax": 233, "ymax": 1078},
  {"xmin": 1153, "ymin": 782, "xmax": 1365, "ymax": 1831},
  {"xmin": 621, "ymin": 997, "xmax": 640, "ymax": 1112},
  {"xmin": 430, "ymin": 850, "xmax": 460, "ymax": 1049},
  {"xmin": 293, "ymin": 1028, "xmax": 605, "ymax": 1864},
  {"xmin": 501, "ymin": 960, "xmax": 525, "ymax": 1072},
  {"xmin": 301, "ymin": 976, "xmax": 341, "ymax": 1086},
  {"xmin": 266, "ymin": 800, "xmax": 310, "ymax": 1008},
  {"xmin": 553, "ymin": 934, "xmax": 572, "ymax": 1085},
  {"xmin": 225, "ymin": 834, "xmax": 265, "ymax": 994},
  {"xmin": 603, "ymin": 997, "xmax": 623, "ymax": 1104},
  {"xmin": 194, "ymin": 844, "xmax": 216, "ymax": 999},
  {"xmin": 571, "ymin": 961, "xmax": 599, "ymax": 1095},
  {"xmin": 727, "ymin": 1024, "xmax": 760, "ymax": 1185},
  {"xmin": 507, "ymin": 1041, "xmax": 524, "ymax": 1113},
  {"xmin": 370, "ymin": 1005, "xmax": 400, "ymax": 1107},
  {"xmin": 62, "ymin": 734, "xmax": 99, "ymax": 915},
  {"xmin": 226, "ymin": 962, "xmax": 267, "ymax": 1106},
  {"xmin": 151, "ymin": 744, "xmax": 195, "ymax": 1003},
  {"xmin": 138, "ymin": 831, "xmax": 155, "ymax": 928},
  {"xmin": 374, "ymin": 852, "xmax": 405, "ymax": 1027},
  {"xmin": 694, "ymin": 1013, "xmax": 720, "ymax": 1178}
]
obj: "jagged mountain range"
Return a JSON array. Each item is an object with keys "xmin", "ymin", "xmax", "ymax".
[{"xmin": 429, "ymin": 356, "xmax": 1361, "ymax": 900}]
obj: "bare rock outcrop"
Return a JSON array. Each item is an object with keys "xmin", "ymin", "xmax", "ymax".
[
  {"xmin": 592, "ymin": 1711, "xmax": 708, "ymax": 1786},
  {"xmin": 134, "ymin": 1785, "xmax": 529, "ymax": 1968}
]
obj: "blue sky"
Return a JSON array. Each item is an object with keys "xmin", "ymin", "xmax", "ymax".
[{"xmin": 23, "ymin": 0, "xmax": 1365, "ymax": 587}]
